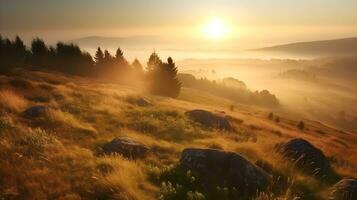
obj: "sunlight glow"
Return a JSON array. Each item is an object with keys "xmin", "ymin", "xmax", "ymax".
[{"xmin": 203, "ymin": 17, "xmax": 230, "ymax": 40}]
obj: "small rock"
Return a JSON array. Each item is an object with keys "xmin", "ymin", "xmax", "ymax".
[
  {"xmin": 276, "ymin": 138, "xmax": 331, "ymax": 176},
  {"xmin": 180, "ymin": 148, "xmax": 269, "ymax": 196},
  {"xmin": 102, "ymin": 137, "xmax": 149, "ymax": 159},
  {"xmin": 136, "ymin": 98, "xmax": 152, "ymax": 107},
  {"xmin": 329, "ymin": 178, "xmax": 357, "ymax": 200},
  {"xmin": 24, "ymin": 105, "xmax": 49, "ymax": 117},
  {"xmin": 185, "ymin": 109, "xmax": 232, "ymax": 130},
  {"xmin": 126, "ymin": 96, "xmax": 152, "ymax": 107}
]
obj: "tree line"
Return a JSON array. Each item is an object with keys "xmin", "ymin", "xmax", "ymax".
[{"xmin": 0, "ymin": 35, "xmax": 181, "ymax": 97}]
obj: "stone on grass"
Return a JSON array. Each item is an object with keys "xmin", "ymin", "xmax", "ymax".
[
  {"xmin": 102, "ymin": 137, "xmax": 149, "ymax": 159},
  {"xmin": 185, "ymin": 109, "xmax": 232, "ymax": 130},
  {"xmin": 24, "ymin": 105, "xmax": 49, "ymax": 118},
  {"xmin": 329, "ymin": 178, "xmax": 357, "ymax": 200},
  {"xmin": 180, "ymin": 148, "xmax": 269, "ymax": 196},
  {"xmin": 276, "ymin": 138, "xmax": 331, "ymax": 177}
]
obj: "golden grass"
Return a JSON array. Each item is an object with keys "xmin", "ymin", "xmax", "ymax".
[
  {"xmin": 0, "ymin": 90, "xmax": 28, "ymax": 112},
  {"xmin": 96, "ymin": 156, "xmax": 157, "ymax": 200},
  {"xmin": 1, "ymin": 70, "xmax": 356, "ymax": 200},
  {"xmin": 47, "ymin": 109, "xmax": 97, "ymax": 134}
]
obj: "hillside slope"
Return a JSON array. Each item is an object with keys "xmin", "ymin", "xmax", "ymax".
[
  {"xmin": 254, "ymin": 37, "xmax": 357, "ymax": 57},
  {"xmin": 0, "ymin": 69, "xmax": 356, "ymax": 200}
]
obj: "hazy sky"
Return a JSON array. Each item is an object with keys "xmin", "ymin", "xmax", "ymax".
[{"xmin": 1, "ymin": 0, "xmax": 357, "ymax": 49}]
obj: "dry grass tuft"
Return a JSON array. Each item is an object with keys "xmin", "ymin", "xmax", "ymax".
[
  {"xmin": 96, "ymin": 156, "xmax": 157, "ymax": 200},
  {"xmin": 47, "ymin": 109, "xmax": 97, "ymax": 134},
  {"xmin": 0, "ymin": 90, "xmax": 28, "ymax": 112}
]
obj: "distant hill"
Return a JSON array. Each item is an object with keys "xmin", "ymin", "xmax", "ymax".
[
  {"xmin": 254, "ymin": 37, "xmax": 357, "ymax": 57},
  {"xmin": 70, "ymin": 36, "xmax": 162, "ymax": 49}
]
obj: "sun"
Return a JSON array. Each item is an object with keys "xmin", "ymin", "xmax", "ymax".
[{"xmin": 202, "ymin": 17, "xmax": 230, "ymax": 40}]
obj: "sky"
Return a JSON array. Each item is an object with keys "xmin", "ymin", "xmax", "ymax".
[{"xmin": 1, "ymin": 0, "xmax": 357, "ymax": 53}]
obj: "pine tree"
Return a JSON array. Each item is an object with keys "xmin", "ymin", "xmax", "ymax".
[
  {"xmin": 148, "ymin": 56, "xmax": 181, "ymax": 98},
  {"xmin": 30, "ymin": 38, "xmax": 50, "ymax": 66},
  {"xmin": 114, "ymin": 47, "xmax": 128, "ymax": 67},
  {"xmin": 104, "ymin": 50, "xmax": 113, "ymax": 63},
  {"xmin": 14, "ymin": 36, "xmax": 26, "ymax": 54},
  {"xmin": 132, "ymin": 58, "xmax": 143, "ymax": 72},
  {"xmin": 115, "ymin": 47, "xmax": 124, "ymax": 61},
  {"xmin": 94, "ymin": 47, "xmax": 104, "ymax": 65},
  {"xmin": 146, "ymin": 51, "xmax": 161, "ymax": 72},
  {"xmin": 165, "ymin": 57, "xmax": 181, "ymax": 97}
]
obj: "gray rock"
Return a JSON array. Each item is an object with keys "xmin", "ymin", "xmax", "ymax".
[
  {"xmin": 126, "ymin": 96, "xmax": 152, "ymax": 107},
  {"xmin": 185, "ymin": 109, "xmax": 232, "ymax": 130},
  {"xmin": 102, "ymin": 137, "xmax": 149, "ymax": 159},
  {"xmin": 180, "ymin": 148, "xmax": 269, "ymax": 195},
  {"xmin": 276, "ymin": 138, "xmax": 331, "ymax": 176},
  {"xmin": 24, "ymin": 105, "xmax": 49, "ymax": 117},
  {"xmin": 329, "ymin": 178, "xmax": 357, "ymax": 200},
  {"xmin": 135, "ymin": 98, "xmax": 152, "ymax": 107}
]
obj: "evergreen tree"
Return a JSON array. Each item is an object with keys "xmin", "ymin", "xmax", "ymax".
[
  {"xmin": 115, "ymin": 47, "xmax": 124, "ymax": 61},
  {"xmin": 14, "ymin": 36, "xmax": 26, "ymax": 57},
  {"xmin": 148, "ymin": 55, "xmax": 181, "ymax": 98},
  {"xmin": 146, "ymin": 51, "xmax": 161, "ymax": 72},
  {"xmin": 132, "ymin": 58, "xmax": 144, "ymax": 77},
  {"xmin": 94, "ymin": 47, "xmax": 104, "ymax": 65},
  {"xmin": 132, "ymin": 58, "xmax": 143, "ymax": 71},
  {"xmin": 104, "ymin": 50, "xmax": 113, "ymax": 63},
  {"xmin": 31, "ymin": 38, "xmax": 49, "ymax": 57},
  {"xmin": 165, "ymin": 57, "xmax": 181, "ymax": 97},
  {"xmin": 30, "ymin": 38, "xmax": 50, "ymax": 67}
]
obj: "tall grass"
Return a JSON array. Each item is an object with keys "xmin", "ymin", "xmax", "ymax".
[{"xmin": 0, "ymin": 90, "xmax": 28, "ymax": 112}]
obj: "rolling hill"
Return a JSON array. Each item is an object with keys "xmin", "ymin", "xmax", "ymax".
[
  {"xmin": 70, "ymin": 36, "xmax": 162, "ymax": 49},
  {"xmin": 0, "ymin": 68, "xmax": 356, "ymax": 199},
  {"xmin": 254, "ymin": 37, "xmax": 357, "ymax": 57}
]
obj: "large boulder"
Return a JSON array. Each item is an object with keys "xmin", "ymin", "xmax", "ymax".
[
  {"xmin": 329, "ymin": 178, "xmax": 357, "ymax": 200},
  {"xmin": 102, "ymin": 137, "xmax": 149, "ymax": 159},
  {"xmin": 185, "ymin": 109, "xmax": 232, "ymax": 130},
  {"xmin": 180, "ymin": 148, "xmax": 269, "ymax": 195},
  {"xmin": 24, "ymin": 105, "xmax": 49, "ymax": 118},
  {"xmin": 276, "ymin": 138, "xmax": 331, "ymax": 176}
]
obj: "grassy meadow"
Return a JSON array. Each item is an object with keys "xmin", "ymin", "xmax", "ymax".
[{"xmin": 0, "ymin": 69, "xmax": 356, "ymax": 200}]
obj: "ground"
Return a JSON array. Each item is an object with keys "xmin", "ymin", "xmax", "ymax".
[{"xmin": 0, "ymin": 69, "xmax": 356, "ymax": 200}]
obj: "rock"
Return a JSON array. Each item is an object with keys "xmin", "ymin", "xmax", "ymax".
[
  {"xmin": 102, "ymin": 137, "xmax": 149, "ymax": 159},
  {"xmin": 126, "ymin": 96, "xmax": 152, "ymax": 107},
  {"xmin": 180, "ymin": 148, "xmax": 269, "ymax": 195},
  {"xmin": 276, "ymin": 138, "xmax": 331, "ymax": 176},
  {"xmin": 185, "ymin": 109, "xmax": 232, "ymax": 130},
  {"xmin": 329, "ymin": 178, "xmax": 357, "ymax": 200},
  {"xmin": 135, "ymin": 98, "xmax": 152, "ymax": 107},
  {"xmin": 24, "ymin": 105, "xmax": 49, "ymax": 117}
]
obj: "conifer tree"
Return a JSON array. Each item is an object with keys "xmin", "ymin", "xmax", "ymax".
[
  {"xmin": 94, "ymin": 47, "xmax": 104, "ymax": 65},
  {"xmin": 148, "ymin": 55, "xmax": 181, "ymax": 98},
  {"xmin": 104, "ymin": 50, "xmax": 113, "ymax": 63},
  {"xmin": 115, "ymin": 47, "xmax": 124, "ymax": 61},
  {"xmin": 132, "ymin": 58, "xmax": 143, "ymax": 73},
  {"xmin": 146, "ymin": 51, "xmax": 161, "ymax": 72}
]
